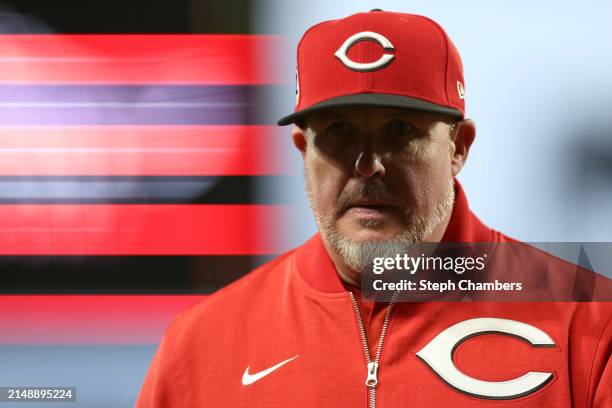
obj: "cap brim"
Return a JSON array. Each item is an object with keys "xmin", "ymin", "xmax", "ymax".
[{"xmin": 276, "ymin": 93, "xmax": 463, "ymax": 126}]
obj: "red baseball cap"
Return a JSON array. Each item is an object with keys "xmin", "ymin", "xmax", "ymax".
[{"xmin": 277, "ymin": 9, "xmax": 466, "ymax": 126}]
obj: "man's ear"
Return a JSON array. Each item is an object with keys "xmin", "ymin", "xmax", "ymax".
[
  {"xmin": 292, "ymin": 125, "xmax": 307, "ymax": 159},
  {"xmin": 450, "ymin": 119, "xmax": 476, "ymax": 177}
]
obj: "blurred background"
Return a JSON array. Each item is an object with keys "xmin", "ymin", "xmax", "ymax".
[{"xmin": 0, "ymin": 0, "xmax": 610, "ymax": 406}]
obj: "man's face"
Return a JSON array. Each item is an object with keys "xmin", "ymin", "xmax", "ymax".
[{"xmin": 295, "ymin": 106, "xmax": 470, "ymax": 272}]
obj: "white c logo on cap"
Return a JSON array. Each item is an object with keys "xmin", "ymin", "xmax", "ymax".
[
  {"xmin": 334, "ymin": 31, "xmax": 394, "ymax": 72},
  {"xmin": 416, "ymin": 318, "xmax": 555, "ymax": 400}
]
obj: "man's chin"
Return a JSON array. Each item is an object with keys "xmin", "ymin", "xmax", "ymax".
[
  {"xmin": 325, "ymin": 227, "xmax": 420, "ymax": 274},
  {"xmin": 337, "ymin": 226, "xmax": 408, "ymax": 244}
]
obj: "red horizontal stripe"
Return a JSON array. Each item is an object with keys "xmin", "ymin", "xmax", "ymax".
[
  {"xmin": 0, "ymin": 204, "xmax": 287, "ymax": 255},
  {"xmin": 0, "ymin": 125, "xmax": 288, "ymax": 175},
  {"xmin": 0, "ymin": 35, "xmax": 282, "ymax": 84},
  {"xmin": 0, "ymin": 295, "xmax": 204, "ymax": 344}
]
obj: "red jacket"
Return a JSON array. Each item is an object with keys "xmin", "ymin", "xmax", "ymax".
[{"xmin": 136, "ymin": 182, "xmax": 611, "ymax": 407}]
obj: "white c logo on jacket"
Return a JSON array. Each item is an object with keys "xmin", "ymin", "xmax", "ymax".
[
  {"xmin": 416, "ymin": 318, "xmax": 555, "ymax": 400},
  {"xmin": 334, "ymin": 31, "xmax": 394, "ymax": 72}
]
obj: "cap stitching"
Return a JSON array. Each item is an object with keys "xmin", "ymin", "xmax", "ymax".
[
  {"xmin": 365, "ymin": 12, "xmax": 372, "ymax": 89},
  {"xmin": 441, "ymin": 29, "xmax": 451, "ymax": 106},
  {"xmin": 362, "ymin": 15, "xmax": 367, "ymax": 90},
  {"xmin": 295, "ymin": 18, "xmax": 339, "ymax": 110},
  {"xmin": 412, "ymin": 15, "xmax": 451, "ymax": 106}
]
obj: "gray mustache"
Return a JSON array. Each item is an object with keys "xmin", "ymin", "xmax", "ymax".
[{"xmin": 335, "ymin": 182, "xmax": 397, "ymax": 214}]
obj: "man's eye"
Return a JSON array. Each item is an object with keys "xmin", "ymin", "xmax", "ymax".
[
  {"xmin": 384, "ymin": 120, "xmax": 415, "ymax": 136},
  {"xmin": 326, "ymin": 121, "xmax": 354, "ymax": 137}
]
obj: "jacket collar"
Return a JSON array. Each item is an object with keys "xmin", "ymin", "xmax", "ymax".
[{"xmin": 295, "ymin": 179, "xmax": 494, "ymax": 294}]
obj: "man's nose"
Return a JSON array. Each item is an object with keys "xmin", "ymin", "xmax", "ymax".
[{"xmin": 354, "ymin": 151, "xmax": 386, "ymax": 178}]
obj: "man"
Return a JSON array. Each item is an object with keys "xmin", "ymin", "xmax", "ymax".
[{"xmin": 136, "ymin": 10, "xmax": 611, "ymax": 407}]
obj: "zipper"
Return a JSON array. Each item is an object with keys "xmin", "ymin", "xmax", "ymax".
[{"xmin": 348, "ymin": 290, "xmax": 399, "ymax": 408}]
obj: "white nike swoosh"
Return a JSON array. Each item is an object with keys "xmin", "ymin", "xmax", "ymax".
[{"xmin": 241, "ymin": 355, "xmax": 299, "ymax": 386}]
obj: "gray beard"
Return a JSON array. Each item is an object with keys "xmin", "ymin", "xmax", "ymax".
[{"xmin": 310, "ymin": 179, "xmax": 455, "ymax": 273}]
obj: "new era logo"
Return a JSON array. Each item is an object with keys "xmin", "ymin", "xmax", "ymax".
[{"xmin": 457, "ymin": 81, "xmax": 465, "ymax": 100}]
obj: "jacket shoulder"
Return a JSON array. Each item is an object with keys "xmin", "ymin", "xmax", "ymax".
[{"xmin": 163, "ymin": 245, "xmax": 299, "ymax": 338}]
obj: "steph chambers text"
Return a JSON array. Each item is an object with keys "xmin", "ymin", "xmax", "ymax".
[{"xmin": 372, "ymin": 279, "xmax": 523, "ymax": 292}]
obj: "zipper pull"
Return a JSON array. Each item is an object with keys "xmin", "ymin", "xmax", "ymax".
[{"xmin": 365, "ymin": 362, "xmax": 378, "ymax": 387}]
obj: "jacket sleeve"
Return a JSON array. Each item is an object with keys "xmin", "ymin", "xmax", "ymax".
[
  {"xmin": 593, "ymin": 357, "xmax": 611, "ymax": 408},
  {"xmin": 591, "ymin": 313, "xmax": 612, "ymax": 408},
  {"xmin": 135, "ymin": 311, "xmax": 190, "ymax": 408},
  {"xmin": 135, "ymin": 335, "xmax": 171, "ymax": 407}
]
